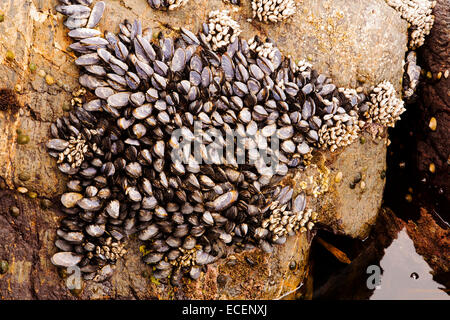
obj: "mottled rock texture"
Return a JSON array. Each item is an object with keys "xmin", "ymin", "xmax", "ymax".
[
  {"xmin": 416, "ymin": 0, "xmax": 449, "ymax": 204},
  {"xmin": 0, "ymin": 0, "xmax": 407, "ymax": 299}
]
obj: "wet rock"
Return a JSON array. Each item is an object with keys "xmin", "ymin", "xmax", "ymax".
[
  {"xmin": 315, "ymin": 132, "xmax": 387, "ymax": 239},
  {"xmin": 416, "ymin": 0, "xmax": 450, "ymax": 205}
]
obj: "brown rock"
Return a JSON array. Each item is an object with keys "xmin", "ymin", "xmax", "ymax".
[
  {"xmin": 416, "ymin": 0, "xmax": 450, "ymax": 204},
  {"xmin": 0, "ymin": 190, "xmax": 74, "ymax": 300},
  {"xmin": 316, "ymin": 132, "xmax": 387, "ymax": 239}
]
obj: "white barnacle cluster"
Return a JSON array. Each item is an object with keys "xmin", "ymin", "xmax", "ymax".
[
  {"xmin": 91, "ymin": 238, "xmax": 127, "ymax": 263},
  {"xmin": 57, "ymin": 134, "xmax": 89, "ymax": 168},
  {"xmin": 248, "ymin": 36, "xmax": 283, "ymax": 66},
  {"xmin": 340, "ymin": 87, "xmax": 361, "ymax": 102},
  {"xmin": 168, "ymin": 0, "xmax": 190, "ymax": 10},
  {"xmin": 295, "ymin": 59, "xmax": 313, "ymax": 73},
  {"xmin": 170, "ymin": 247, "xmax": 199, "ymax": 268},
  {"xmin": 248, "ymin": 37, "xmax": 277, "ymax": 58},
  {"xmin": 385, "ymin": 0, "xmax": 436, "ymax": 49},
  {"xmin": 318, "ymin": 89, "xmax": 365, "ymax": 152},
  {"xmin": 364, "ymin": 80, "xmax": 406, "ymax": 127},
  {"xmin": 251, "ymin": 0, "xmax": 296, "ymax": 23},
  {"xmin": 262, "ymin": 200, "xmax": 317, "ymax": 242},
  {"xmin": 205, "ymin": 10, "xmax": 242, "ymax": 51},
  {"xmin": 71, "ymin": 87, "xmax": 86, "ymax": 108},
  {"xmin": 318, "ymin": 111, "xmax": 363, "ymax": 152}
]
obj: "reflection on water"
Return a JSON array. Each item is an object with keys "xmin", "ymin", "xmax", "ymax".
[{"xmin": 370, "ymin": 228, "xmax": 449, "ymax": 300}]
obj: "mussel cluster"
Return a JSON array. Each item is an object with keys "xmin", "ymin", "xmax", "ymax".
[
  {"xmin": 58, "ymin": 0, "xmax": 105, "ymax": 30},
  {"xmin": 402, "ymin": 51, "xmax": 421, "ymax": 102},
  {"xmin": 49, "ymin": 1, "xmax": 404, "ymax": 284},
  {"xmin": 147, "ymin": 0, "xmax": 189, "ymax": 11}
]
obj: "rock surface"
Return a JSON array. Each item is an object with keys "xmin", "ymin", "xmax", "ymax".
[
  {"xmin": 0, "ymin": 0, "xmax": 407, "ymax": 299},
  {"xmin": 316, "ymin": 132, "xmax": 387, "ymax": 239},
  {"xmin": 416, "ymin": 0, "xmax": 449, "ymax": 205}
]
